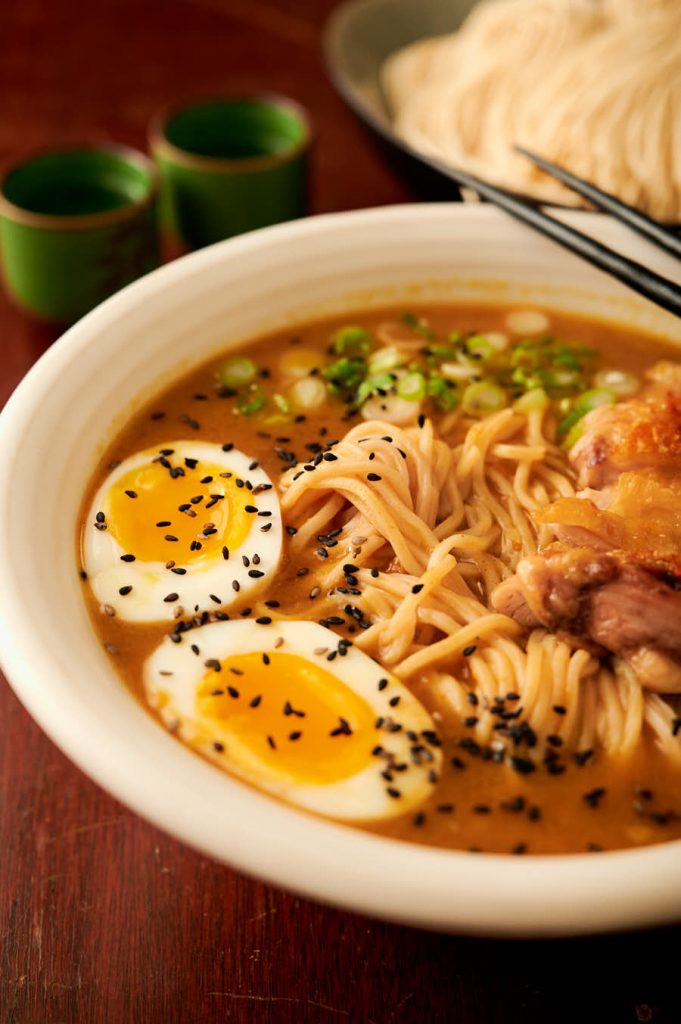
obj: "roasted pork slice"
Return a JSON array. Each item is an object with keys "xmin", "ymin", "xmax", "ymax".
[
  {"xmin": 491, "ymin": 546, "xmax": 681, "ymax": 693},
  {"xmin": 569, "ymin": 395, "xmax": 681, "ymax": 489}
]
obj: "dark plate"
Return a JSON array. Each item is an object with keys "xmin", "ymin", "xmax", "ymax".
[{"xmin": 323, "ymin": 0, "xmax": 479, "ymax": 200}]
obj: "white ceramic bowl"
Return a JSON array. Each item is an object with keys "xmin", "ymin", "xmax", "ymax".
[{"xmin": 1, "ymin": 205, "xmax": 680, "ymax": 937}]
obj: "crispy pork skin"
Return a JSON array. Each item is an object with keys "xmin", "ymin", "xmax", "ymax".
[{"xmin": 570, "ymin": 396, "xmax": 681, "ymax": 489}]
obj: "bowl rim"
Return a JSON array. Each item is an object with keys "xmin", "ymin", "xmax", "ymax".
[{"xmin": 1, "ymin": 203, "xmax": 680, "ymax": 938}]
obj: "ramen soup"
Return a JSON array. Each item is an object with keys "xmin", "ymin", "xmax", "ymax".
[{"xmin": 80, "ymin": 305, "xmax": 681, "ymax": 855}]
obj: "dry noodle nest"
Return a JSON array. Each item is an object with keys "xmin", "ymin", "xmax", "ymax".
[
  {"xmin": 276, "ymin": 407, "xmax": 681, "ymax": 765},
  {"xmin": 382, "ymin": 0, "xmax": 681, "ymax": 222}
]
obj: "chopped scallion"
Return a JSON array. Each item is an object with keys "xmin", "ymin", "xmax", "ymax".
[
  {"xmin": 237, "ymin": 386, "xmax": 265, "ymax": 415},
  {"xmin": 216, "ymin": 356, "xmax": 257, "ymax": 389},
  {"xmin": 332, "ymin": 326, "xmax": 373, "ymax": 357},
  {"xmin": 397, "ymin": 372, "xmax": 426, "ymax": 401},
  {"xmin": 462, "ymin": 381, "xmax": 507, "ymax": 415}
]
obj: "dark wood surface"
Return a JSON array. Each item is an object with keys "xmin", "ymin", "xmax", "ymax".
[{"xmin": 1, "ymin": 2, "xmax": 679, "ymax": 1021}]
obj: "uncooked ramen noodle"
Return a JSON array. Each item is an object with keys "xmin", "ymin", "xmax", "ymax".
[{"xmin": 382, "ymin": 0, "xmax": 681, "ymax": 221}]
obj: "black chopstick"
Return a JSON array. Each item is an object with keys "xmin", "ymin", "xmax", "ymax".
[
  {"xmin": 420, "ymin": 152, "xmax": 681, "ymax": 320},
  {"xmin": 515, "ymin": 145, "xmax": 681, "ymax": 260}
]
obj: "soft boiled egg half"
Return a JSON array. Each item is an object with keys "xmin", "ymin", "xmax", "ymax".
[
  {"xmin": 144, "ymin": 619, "xmax": 442, "ymax": 821},
  {"xmin": 83, "ymin": 441, "xmax": 282, "ymax": 622}
]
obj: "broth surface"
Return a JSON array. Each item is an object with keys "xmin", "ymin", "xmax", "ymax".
[{"xmin": 81, "ymin": 305, "xmax": 681, "ymax": 855}]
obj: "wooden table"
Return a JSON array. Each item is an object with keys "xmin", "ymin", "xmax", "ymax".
[{"xmin": 1, "ymin": 2, "xmax": 679, "ymax": 1021}]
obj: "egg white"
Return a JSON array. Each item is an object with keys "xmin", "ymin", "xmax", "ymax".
[
  {"xmin": 83, "ymin": 441, "xmax": 282, "ymax": 623},
  {"xmin": 144, "ymin": 619, "xmax": 442, "ymax": 821}
]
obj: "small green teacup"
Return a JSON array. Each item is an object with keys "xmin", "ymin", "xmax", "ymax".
[
  {"xmin": 0, "ymin": 145, "xmax": 159, "ymax": 324},
  {"xmin": 149, "ymin": 95, "xmax": 310, "ymax": 249}
]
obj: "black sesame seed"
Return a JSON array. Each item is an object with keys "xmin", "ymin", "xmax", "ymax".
[
  {"xmin": 255, "ymin": 616, "xmax": 272, "ymax": 625},
  {"xmin": 267, "ymin": 735, "xmax": 276, "ymax": 750},
  {"xmin": 163, "ymin": 593, "xmax": 179, "ymax": 603},
  {"xmin": 386, "ymin": 787, "xmax": 401, "ymax": 799},
  {"xmin": 573, "ymin": 749, "xmax": 594, "ymax": 767},
  {"xmin": 222, "ymin": 546, "xmax": 230, "ymax": 560},
  {"xmin": 165, "ymin": 534, "xmax": 179, "ymax": 542},
  {"xmin": 120, "ymin": 554, "xmax": 136, "ymax": 563},
  {"xmin": 227, "ymin": 686, "xmax": 240, "ymax": 699},
  {"xmin": 463, "ymin": 716, "xmax": 478, "ymax": 727},
  {"xmin": 367, "ymin": 473, "xmax": 382, "ymax": 482},
  {"xmin": 510, "ymin": 756, "xmax": 536, "ymax": 775},
  {"xmin": 462, "ymin": 645, "xmax": 477, "ymax": 657},
  {"xmin": 118, "ymin": 585, "xmax": 133, "ymax": 596},
  {"xmin": 213, "ymin": 741, "xmax": 224, "ymax": 753},
  {"xmin": 583, "ymin": 787, "xmax": 606, "ymax": 808},
  {"xmin": 473, "ymin": 804, "xmax": 491, "ymax": 815},
  {"xmin": 552, "ymin": 704, "xmax": 567, "ymax": 715},
  {"xmin": 288, "ymin": 731, "xmax": 302, "ymax": 742},
  {"xmin": 248, "ymin": 569, "xmax": 265, "ymax": 578},
  {"xmin": 411, "ymin": 583, "xmax": 424, "ymax": 595}
]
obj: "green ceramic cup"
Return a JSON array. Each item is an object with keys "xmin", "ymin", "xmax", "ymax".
[
  {"xmin": 0, "ymin": 146, "xmax": 159, "ymax": 324},
  {"xmin": 149, "ymin": 96, "xmax": 310, "ymax": 249}
]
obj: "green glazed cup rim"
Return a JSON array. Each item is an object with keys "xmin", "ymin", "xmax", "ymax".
[
  {"xmin": 0, "ymin": 144, "xmax": 159, "ymax": 232},
  {"xmin": 148, "ymin": 93, "xmax": 312, "ymax": 174}
]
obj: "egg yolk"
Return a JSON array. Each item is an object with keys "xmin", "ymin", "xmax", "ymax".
[
  {"xmin": 106, "ymin": 460, "xmax": 252, "ymax": 564},
  {"xmin": 196, "ymin": 652, "xmax": 377, "ymax": 785}
]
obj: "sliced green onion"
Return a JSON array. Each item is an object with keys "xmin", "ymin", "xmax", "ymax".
[
  {"xmin": 273, "ymin": 393, "xmax": 291, "ymax": 413},
  {"xmin": 216, "ymin": 356, "xmax": 257, "ymax": 389},
  {"xmin": 557, "ymin": 387, "xmax": 615, "ymax": 436},
  {"xmin": 362, "ymin": 394, "xmax": 421, "ymax": 425},
  {"xmin": 397, "ymin": 372, "xmax": 426, "ymax": 401},
  {"xmin": 485, "ymin": 331, "xmax": 509, "ymax": 352},
  {"xmin": 290, "ymin": 377, "xmax": 327, "ymax": 410},
  {"xmin": 332, "ymin": 326, "xmax": 372, "ymax": 357},
  {"xmin": 462, "ymin": 334, "xmax": 495, "ymax": 362},
  {"xmin": 552, "ymin": 348, "xmax": 581, "ymax": 370},
  {"xmin": 426, "ymin": 374, "xmax": 458, "ymax": 411},
  {"xmin": 368, "ymin": 346, "xmax": 404, "ymax": 374},
  {"xmin": 440, "ymin": 361, "xmax": 479, "ymax": 382},
  {"xmin": 511, "ymin": 366, "xmax": 544, "ymax": 390},
  {"xmin": 514, "ymin": 388, "xmax": 548, "ymax": 413},
  {"xmin": 426, "ymin": 338, "xmax": 461, "ymax": 361},
  {"xmin": 401, "ymin": 312, "xmax": 435, "ymax": 340},
  {"xmin": 322, "ymin": 357, "xmax": 367, "ymax": 392},
  {"xmin": 543, "ymin": 367, "xmax": 581, "ymax": 390},
  {"xmin": 356, "ymin": 372, "xmax": 397, "ymax": 405},
  {"xmin": 593, "ymin": 369, "xmax": 639, "ymax": 397},
  {"xmin": 577, "ymin": 387, "xmax": 616, "ymax": 414},
  {"xmin": 237, "ymin": 386, "xmax": 265, "ymax": 415},
  {"xmin": 563, "ymin": 421, "xmax": 586, "ymax": 448},
  {"xmin": 462, "ymin": 381, "xmax": 507, "ymax": 415}
]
